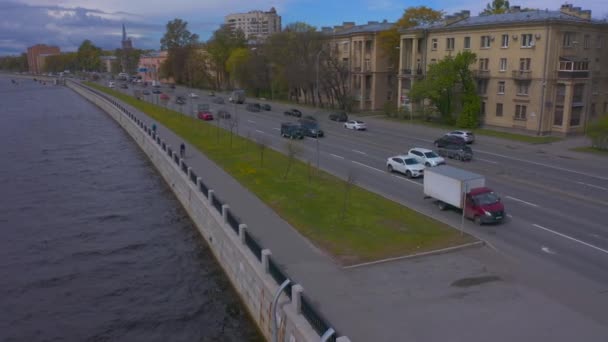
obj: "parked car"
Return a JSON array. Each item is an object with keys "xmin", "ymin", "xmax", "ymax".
[
  {"xmin": 329, "ymin": 111, "xmax": 348, "ymax": 122},
  {"xmin": 280, "ymin": 122, "xmax": 304, "ymax": 139},
  {"xmin": 217, "ymin": 110, "xmax": 231, "ymax": 119},
  {"xmin": 212, "ymin": 97, "xmax": 225, "ymax": 104},
  {"xmin": 408, "ymin": 147, "xmax": 445, "ymax": 167},
  {"xmin": 246, "ymin": 103, "xmax": 261, "ymax": 112},
  {"xmin": 447, "ymin": 130, "xmax": 475, "ymax": 144},
  {"xmin": 386, "ymin": 155, "xmax": 425, "ymax": 178},
  {"xmin": 159, "ymin": 93, "xmax": 170, "ymax": 100},
  {"xmin": 434, "ymin": 135, "xmax": 466, "ymax": 148},
  {"xmin": 344, "ymin": 120, "xmax": 367, "ymax": 130},
  {"xmin": 298, "ymin": 119, "xmax": 324, "ymax": 137},
  {"xmin": 152, "ymin": 89, "xmax": 162, "ymax": 94},
  {"xmin": 437, "ymin": 144, "xmax": 473, "ymax": 161},
  {"xmin": 262, "ymin": 104, "xmax": 272, "ymax": 111},
  {"xmin": 284, "ymin": 109, "xmax": 302, "ymax": 117},
  {"xmin": 197, "ymin": 111, "xmax": 214, "ymax": 121},
  {"xmin": 188, "ymin": 93, "xmax": 199, "ymax": 98}
]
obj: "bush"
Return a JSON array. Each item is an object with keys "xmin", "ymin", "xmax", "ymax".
[{"xmin": 586, "ymin": 115, "xmax": 608, "ymax": 150}]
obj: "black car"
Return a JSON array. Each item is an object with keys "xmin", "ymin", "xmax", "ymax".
[
  {"xmin": 152, "ymin": 89, "xmax": 162, "ymax": 94},
  {"xmin": 280, "ymin": 122, "xmax": 304, "ymax": 139},
  {"xmin": 298, "ymin": 119, "xmax": 324, "ymax": 137},
  {"xmin": 437, "ymin": 144, "xmax": 473, "ymax": 161},
  {"xmin": 212, "ymin": 97, "xmax": 225, "ymax": 104},
  {"xmin": 284, "ymin": 109, "xmax": 302, "ymax": 117},
  {"xmin": 434, "ymin": 135, "xmax": 466, "ymax": 148},
  {"xmin": 175, "ymin": 96, "xmax": 186, "ymax": 105},
  {"xmin": 262, "ymin": 104, "xmax": 272, "ymax": 111},
  {"xmin": 329, "ymin": 111, "xmax": 348, "ymax": 122},
  {"xmin": 246, "ymin": 103, "xmax": 261, "ymax": 112}
]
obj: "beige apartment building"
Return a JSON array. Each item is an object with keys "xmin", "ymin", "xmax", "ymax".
[
  {"xmin": 398, "ymin": 4, "xmax": 608, "ymax": 135},
  {"xmin": 321, "ymin": 21, "xmax": 396, "ymax": 111},
  {"xmin": 225, "ymin": 7, "xmax": 281, "ymax": 42}
]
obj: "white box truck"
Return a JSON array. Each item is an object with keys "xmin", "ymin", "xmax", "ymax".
[{"xmin": 424, "ymin": 165, "xmax": 505, "ymax": 224}]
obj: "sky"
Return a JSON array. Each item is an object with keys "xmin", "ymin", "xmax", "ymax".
[{"xmin": 1, "ymin": 0, "xmax": 606, "ymax": 55}]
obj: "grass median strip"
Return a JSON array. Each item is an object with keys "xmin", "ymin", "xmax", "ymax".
[{"xmin": 88, "ymin": 83, "xmax": 475, "ymax": 265}]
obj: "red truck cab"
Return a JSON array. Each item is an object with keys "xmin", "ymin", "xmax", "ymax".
[{"xmin": 464, "ymin": 187, "xmax": 505, "ymax": 224}]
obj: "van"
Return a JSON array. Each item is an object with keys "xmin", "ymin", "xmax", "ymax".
[
  {"xmin": 229, "ymin": 89, "xmax": 246, "ymax": 104},
  {"xmin": 298, "ymin": 119, "xmax": 324, "ymax": 137},
  {"xmin": 281, "ymin": 123, "xmax": 304, "ymax": 139}
]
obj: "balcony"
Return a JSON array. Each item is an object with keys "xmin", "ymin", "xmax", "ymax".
[
  {"xmin": 557, "ymin": 70, "xmax": 589, "ymax": 79},
  {"xmin": 400, "ymin": 68, "xmax": 423, "ymax": 78},
  {"xmin": 473, "ymin": 69, "xmax": 491, "ymax": 78},
  {"xmin": 353, "ymin": 66, "xmax": 362, "ymax": 72},
  {"xmin": 512, "ymin": 70, "xmax": 532, "ymax": 80}
]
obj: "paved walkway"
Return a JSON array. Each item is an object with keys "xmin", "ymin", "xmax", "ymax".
[{"xmin": 94, "ymin": 87, "xmax": 608, "ymax": 342}]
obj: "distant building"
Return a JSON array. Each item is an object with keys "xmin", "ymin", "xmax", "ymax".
[
  {"xmin": 120, "ymin": 24, "xmax": 133, "ymax": 72},
  {"xmin": 225, "ymin": 7, "xmax": 281, "ymax": 41},
  {"xmin": 100, "ymin": 55, "xmax": 118, "ymax": 73},
  {"xmin": 138, "ymin": 51, "xmax": 172, "ymax": 84},
  {"xmin": 27, "ymin": 44, "xmax": 60, "ymax": 74}
]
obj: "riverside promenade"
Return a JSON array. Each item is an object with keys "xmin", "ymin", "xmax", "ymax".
[{"xmin": 75, "ymin": 81, "xmax": 608, "ymax": 342}]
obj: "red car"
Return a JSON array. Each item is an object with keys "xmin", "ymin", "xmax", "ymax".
[
  {"xmin": 159, "ymin": 93, "xmax": 170, "ymax": 100},
  {"xmin": 197, "ymin": 111, "xmax": 214, "ymax": 121}
]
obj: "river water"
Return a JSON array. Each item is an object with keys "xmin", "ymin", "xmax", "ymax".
[{"xmin": 0, "ymin": 77, "xmax": 261, "ymax": 341}]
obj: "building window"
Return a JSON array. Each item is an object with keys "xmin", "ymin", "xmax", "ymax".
[
  {"xmin": 573, "ymin": 84, "xmax": 585, "ymax": 103},
  {"xmin": 479, "ymin": 58, "xmax": 489, "ymax": 70},
  {"xmin": 515, "ymin": 104, "xmax": 527, "ymax": 120},
  {"xmin": 430, "ymin": 58, "xmax": 437, "ymax": 64},
  {"xmin": 584, "ymin": 35, "xmax": 590, "ymax": 49},
  {"xmin": 498, "ymin": 81, "xmax": 505, "ymax": 94},
  {"xmin": 590, "ymin": 103, "xmax": 597, "ymax": 118},
  {"xmin": 499, "ymin": 58, "xmax": 507, "ymax": 71},
  {"xmin": 570, "ymin": 107, "xmax": 582, "ymax": 126},
  {"xmin": 464, "ymin": 36, "xmax": 471, "ymax": 49},
  {"xmin": 446, "ymin": 38, "xmax": 455, "ymax": 50},
  {"xmin": 431, "ymin": 38, "xmax": 438, "ymax": 50},
  {"xmin": 477, "ymin": 79, "xmax": 488, "ymax": 94},
  {"xmin": 481, "ymin": 36, "xmax": 491, "ymax": 48},
  {"xmin": 521, "ymin": 34, "xmax": 534, "ymax": 47},
  {"xmin": 563, "ymin": 32, "xmax": 576, "ymax": 47},
  {"xmin": 556, "ymin": 84, "xmax": 566, "ymax": 104},
  {"xmin": 517, "ymin": 82, "xmax": 529, "ymax": 95},
  {"xmin": 501, "ymin": 34, "xmax": 509, "ymax": 48},
  {"xmin": 597, "ymin": 35, "xmax": 604, "ymax": 49},
  {"xmin": 519, "ymin": 58, "xmax": 531, "ymax": 71},
  {"xmin": 480, "ymin": 101, "xmax": 486, "ymax": 116},
  {"xmin": 496, "ymin": 103, "xmax": 503, "ymax": 117},
  {"xmin": 553, "ymin": 105, "xmax": 564, "ymax": 126}
]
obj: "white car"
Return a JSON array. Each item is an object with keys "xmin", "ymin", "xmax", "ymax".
[
  {"xmin": 386, "ymin": 155, "xmax": 425, "ymax": 178},
  {"xmin": 188, "ymin": 93, "xmax": 199, "ymax": 98},
  {"xmin": 344, "ymin": 120, "xmax": 367, "ymax": 130},
  {"xmin": 446, "ymin": 130, "xmax": 475, "ymax": 144},
  {"xmin": 407, "ymin": 147, "xmax": 445, "ymax": 167}
]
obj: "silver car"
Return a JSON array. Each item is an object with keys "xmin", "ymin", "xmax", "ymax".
[{"xmin": 446, "ymin": 130, "xmax": 475, "ymax": 144}]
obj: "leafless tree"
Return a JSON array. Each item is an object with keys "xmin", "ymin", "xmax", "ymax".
[
  {"xmin": 283, "ymin": 140, "xmax": 301, "ymax": 180},
  {"xmin": 257, "ymin": 136, "xmax": 268, "ymax": 167},
  {"xmin": 227, "ymin": 116, "xmax": 239, "ymax": 148},
  {"xmin": 341, "ymin": 168, "xmax": 358, "ymax": 220}
]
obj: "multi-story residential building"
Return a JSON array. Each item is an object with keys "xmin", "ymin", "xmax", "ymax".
[
  {"xmin": 398, "ymin": 4, "xmax": 608, "ymax": 135},
  {"xmin": 26, "ymin": 44, "xmax": 60, "ymax": 74},
  {"xmin": 225, "ymin": 7, "xmax": 281, "ymax": 42},
  {"xmin": 321, "ymin": 21, "xmax": 396, "ymax": 111}
]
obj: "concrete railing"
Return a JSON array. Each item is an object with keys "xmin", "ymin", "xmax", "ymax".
[{"xmin": 66, "ymin": 81, "xmax": 350, "ymax": 342}]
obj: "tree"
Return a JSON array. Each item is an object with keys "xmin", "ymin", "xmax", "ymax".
[
  {"xmin": 115, "ymin": 48, "xmax": 143, "ymax": 74},
  {"xmin": 206, "ymin": 26, "xmax": 246, "ymax": 89},
  {"xmin": 0, "ymin": 54, "xmax": 27, "ymax": 72},
  {"xmin": 481, "ymin": 0, "xmax": 510, "ymax": 15},
  {"xmin": 76, "ymin": 40, "xmax": 102, "ymax": 71},
  {"xmin": 43, "ymin": 52, "xmax": 77, "ymax": 73},
  {"xmin": 586, "ymin": 115, "xmax": 608, "ymax": 150},
  {"xmin": 160, "ymin": 19, "xmax": 199, "ymax": 84},
  {"xmin": 379, "ymin": 7, "xmax": 443, "ymax": 67}
]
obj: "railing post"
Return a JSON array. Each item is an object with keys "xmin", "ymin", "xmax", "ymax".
[
  {"xmin": 291, "ymin": 284, "xmax": 303, "ymax": 314},
  {"xmin": 196, "ymin": 176, "xmax": 202, "ymax": 188},
  {"xmin": 239, "ymin": 224, "xmax": 247, "ymax": 244},
  {"xmin": 187, "ymin": 167, "xmax": 192, "ymax": 178},
  {"xmin": 261, "ymin": 249, "xmax": 271, "ymax": 273},
  {"xmin": 221, "ymin": 204, "xmax": 229, "ymax": 223},
  {"xmin": 208, "ymin": 189, "xmax": 214, "ymax": 203}
]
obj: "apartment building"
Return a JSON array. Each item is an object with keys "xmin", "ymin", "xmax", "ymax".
[
  {"xmin": 321, "ymin": 21, "xmax": 396, "ymax": 111},
  {"xmin": 26, "ymin": 44, "xmax": 60, "ymax": 74},
  {"xmin": 225, "ymin": 7, "xmax": 281, "ymax": 42},
  {"xmin": 398, "ymin": 4, "xmax": 608, "ymax": 135},
  {"xmin": 138, "ymin": 51, "xmax": 170, "ymax": 84}
]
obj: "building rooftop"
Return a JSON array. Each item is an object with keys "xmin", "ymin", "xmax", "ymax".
[{"xmin": 321, "ymin": 21, "xmax": 394, "ymax": 36}]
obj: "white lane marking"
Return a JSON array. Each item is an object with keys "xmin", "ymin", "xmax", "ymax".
[
  {"xmin": 392, "ymin": 175, "xmax": 423, "ymax": 186},
  {"xmin": 505, "ymin": 196, "xmax": 539, "ymax": 207},
  {"xmin": 255, "ymin": 129, "xmax": 265, "ymax": 134},
  {"xmin": 247, "ymin": 120, "xmax": 256, "ymax": 123},
  {"xmin": 576, "ymin": 181, "xmax": 608, "ymax": 191},
  {"xmin": 352, "ymin": 149, "xmax": 367, "ymax": 155},
  {"xmin": 507, "ymin": 214, "xmax": 513, "ymax": 218},
  {"xmin": 272, "ymin": 127, "xmax": 280, "ymax": 131},
  {"xmin": 330, "ymin": 153, "xmax": 344, "ymax": 159},
  {"xmin": 532, "ymin": 224, "xmax": 608, "ymax": 255},
  {"xmin": 478, "ymin": 150, "xmax": 608, "ymax": 181},
  {"xmin": 477, "ymin": 158, "xmax": 499, "ymax": 164},
  {"xmin": 351, "ymin": 161, "xmax": 384, "ymax": 173},
  {"xmin": 541, "ymin": 246, "xmax": 556, "ymax": 255}
]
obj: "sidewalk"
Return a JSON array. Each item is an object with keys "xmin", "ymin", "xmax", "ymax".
[{"xmin": 101, "ymin": 89, "xmax": 608, "ymax": 342}]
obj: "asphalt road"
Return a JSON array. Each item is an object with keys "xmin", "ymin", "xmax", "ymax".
[{"xmin": 110, "ymin": 82, "xmax": 608, "ymax": 317}]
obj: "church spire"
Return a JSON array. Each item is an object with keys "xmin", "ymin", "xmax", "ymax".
[{"xmin": 122, "ymin": 24, "xmax": 126, "ymax": 41}]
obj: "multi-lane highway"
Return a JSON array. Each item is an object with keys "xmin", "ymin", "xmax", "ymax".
[{"xmin": 110, "ymin": 81, "xmax": 608, "ymax": 323}]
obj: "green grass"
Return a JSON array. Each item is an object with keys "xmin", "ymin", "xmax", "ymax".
[
  {"xmin": 87, "ymin": 82, "xmax": 475, "ymax": 265},
  {"xmin": 571, "ymin": 146, "xmax": 608, "ymax": 156}
]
